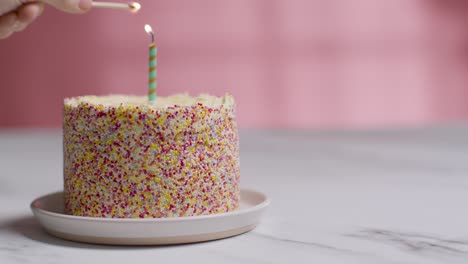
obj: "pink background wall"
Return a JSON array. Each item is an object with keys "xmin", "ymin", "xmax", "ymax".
[{"xmin": 1, "ymin": 0, "xmax": 468, "ymax": 129}]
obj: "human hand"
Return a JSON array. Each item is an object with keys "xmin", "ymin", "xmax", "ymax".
[{"xmin": 0, "ymin": 0, "xmax": 92, "ymax": 39}]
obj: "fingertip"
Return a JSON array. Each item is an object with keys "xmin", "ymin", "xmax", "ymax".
[
  {"xmin": 17, "ymin": 3, "xmax": 44, "ymax": 24},
  {"xmin": 79, "ymin": 0, "xmax": 92, "ymax": 12}
]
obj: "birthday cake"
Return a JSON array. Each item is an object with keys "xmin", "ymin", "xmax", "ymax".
[{"xmin": 63, "ymin": 93, "xmax": 240, "ymax": 218}]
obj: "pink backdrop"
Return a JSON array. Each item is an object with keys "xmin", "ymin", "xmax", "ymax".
[{"xmin": 1, "ymin": 0, "xmax": 468, "ymax": 128}]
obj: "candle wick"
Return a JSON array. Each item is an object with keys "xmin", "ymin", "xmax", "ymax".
[{"xmin": 151, "ymin": 32, "xmax": 154, "ymax": 43}]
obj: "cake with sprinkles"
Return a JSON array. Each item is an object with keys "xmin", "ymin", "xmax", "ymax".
[{"xmin": 63, "ymin": 93, "xmax": 240, "ymax": 218}]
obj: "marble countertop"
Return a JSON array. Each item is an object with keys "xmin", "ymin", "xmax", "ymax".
[{"xmin": 1, "ymin": 125, "xmax": 468, "ymax": 263}]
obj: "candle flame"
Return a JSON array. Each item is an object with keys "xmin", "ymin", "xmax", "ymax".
[
  {"xmin": 144, "ymin": 24, "xmax": 153, "ymax": 35},
  {"xmin": 145, "ymin": 24, "xmax": 155, "ymax": 43},
  {"xmin": 129, "ymin": 2, "xmax": 141, "ymax": 13}
]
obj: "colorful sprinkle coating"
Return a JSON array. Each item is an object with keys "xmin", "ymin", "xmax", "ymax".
[{"xmin": 63, "ymin": 94, "xmax": 240, "ymax": 218}]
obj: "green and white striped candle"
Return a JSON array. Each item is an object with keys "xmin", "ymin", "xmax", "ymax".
[{"xmin": 145, "ymin": 24, "xmax": 157, "ymax": 103}]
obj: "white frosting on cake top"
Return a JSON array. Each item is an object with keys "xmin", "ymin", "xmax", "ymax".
[{"xmin": 65, "ymin": 93, "xmax": 235, "ymax": 109}]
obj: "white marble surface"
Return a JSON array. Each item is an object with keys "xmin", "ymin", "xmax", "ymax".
[{"xmin": 1, "ymin": 125, "xmax": 468, "ymax": 263}]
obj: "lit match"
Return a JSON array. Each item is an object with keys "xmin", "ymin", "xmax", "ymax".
[{"xmin": 91, "ymin": 1, "xmax": 141, "ymax": 13}]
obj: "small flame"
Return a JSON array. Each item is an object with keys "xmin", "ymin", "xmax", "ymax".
[
  {"xmin": 129, "ymin": 2, "xmax": 141, "ymax": 13},
  {"xmin": 145, "ymin": 24, "xmax": 155, "ymax": 43},
  {"xmin": 144, "ymin": 24, "xmax": 153, "ymax": 35}
]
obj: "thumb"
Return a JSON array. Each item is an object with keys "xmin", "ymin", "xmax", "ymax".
[{"xmin": 39, "ymin": 0, "xmax": 92, "ymax": 13}]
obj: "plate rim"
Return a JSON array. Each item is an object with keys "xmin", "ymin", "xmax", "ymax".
[{"xmin": 31, "ymin": 188, "xmax": 270, "ymax": 223}]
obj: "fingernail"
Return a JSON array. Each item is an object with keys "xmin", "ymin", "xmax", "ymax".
[{"xmin": 78, "ymin": 0, "xmax": 92, "ymax": 11}]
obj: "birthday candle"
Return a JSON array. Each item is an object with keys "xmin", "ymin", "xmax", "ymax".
[{"xmin": 145, "ymin": 24, "xmax": 157, "ymax": 103}]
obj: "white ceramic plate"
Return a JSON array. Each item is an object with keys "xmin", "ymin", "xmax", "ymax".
[{"xmin": 31, "ymin": 189, "xmax": 270, "ymax": 245}]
